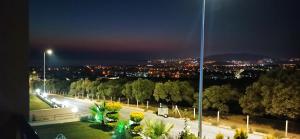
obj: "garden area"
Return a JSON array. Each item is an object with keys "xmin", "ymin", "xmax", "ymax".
[
  {"xmin": 30, "ymin": 94, "xmax": 51, "ymax": 111},
  {"xmin": 33, "ymin": 122, "xmax": 112, "ymax": 139}
]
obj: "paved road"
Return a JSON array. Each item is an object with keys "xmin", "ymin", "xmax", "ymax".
[{"xmin": 47, "ymin": 94, "xmax": 263, "ymax": 139}]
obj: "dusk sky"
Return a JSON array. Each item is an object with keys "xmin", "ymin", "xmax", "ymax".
[{"xmin": 30, "ymin": 0, "xmax": 300, "ymax": 66}]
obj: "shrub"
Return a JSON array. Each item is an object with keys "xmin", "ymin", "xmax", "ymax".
[
  {"xmin": 107, "ymin": 122, "xmax": 117, "ymax": 128},
  {"xmin": 264, "ymin": 134, "xmax": 276, "ymax": 139},
  {"xmin": 231, "ymin": 125, "xmax": 237, "ymax": 129},
  {"xmin": 272, "ymin": 132, "xmax": 284, "ymax": 138},
  {"xmin": 132, "ymin": 125, "xmax": 143, "ymax": 134},
  {"xmin": 130, "ymin": 112, "xmax": 144, "ymax": 123},
  {"xmin": 80, "ymin": 115, "xmax": 95, "ymax": 122},
  {"xmin": 179, "ymin": 132, "xmax": 197, "ymax": 139},
  {"xmin": 211, "ymin": 122, "xmax": 219, "ymax": 126},
  {"xmin": 106, "ymin": 102, "xmax": 122, "ymax": 112},
  {"xmin": 112, "ymin": 120, "xmax": 131, "ymax": 139},
  {"xmin": 106, "ymin": 112, "xmax": 119, "ymax": 121},
  {"xmin": 234, "ymin": 129, "xmax": 248, "ymax": 139},
  {"xmin": 255, "ymin": 129, "xmax": 269, "ymax": 134},
  {"xmin": 216, "ymin": 133, "xmax": 224, "ymax": 139},
  {"xmin": 179, "ymin": 118, "xmax": 197, "ymax": 139}
]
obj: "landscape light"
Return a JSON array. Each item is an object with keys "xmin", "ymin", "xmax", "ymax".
[
  {"xmin": 42, "ymin": 92, "xmax": 48, "ymax": 98},
  {"xmin": 51, "ymin": 98, "xmax": 56, "ymax": 103},
  {"xmin": 71, "ymin": 107, "xmax": 78, "ymax": 113},
  {"xmin": 35, "ymin": 88, "xmax": 41, "ymax": 94}
]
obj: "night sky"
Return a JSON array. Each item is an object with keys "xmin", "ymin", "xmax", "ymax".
[{"xmin": 30, "ymin": 0, "xmax": 300, "ymax": 66}]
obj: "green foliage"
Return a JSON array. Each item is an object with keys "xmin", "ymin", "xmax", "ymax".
[
  {"xmin": 264, "ymin": 134, "xmax": 276, "ymax": 139},
  {"xmin": 143, "ymin": 120, "xmax": 174, "ymax": 139},
  {"xmin": 239, "ymin": 70, "xmax": 300, "ymax": 119},
  {"xmin": 177, "ymin": 81, "xmax": 194, "ymax": 105},
  {"xmin": 203, "ymin": 85, "xmax": 239, "ymax": 113},
  {"xmin": 254, "ymin": 129, "xmax": 269, "ymax": 134},
  {"xmin": 216, "ymin": 133, "xmax": 224, "ymax": 139},
  {"xmin": 106, "ymin": 112, "xmax": 119, "ymax": 121},
  {"xmin": 112, "ymin": 120, "xmax": 129, "ymax": 139},
  {"xmin": 234, "ymin": 129, "xmax": 248, "ymax": 139},
  {"xmin": 154, "ymin": 83, "xmax": 168, "ymax": 102},
  {"xmin": 122, "ymin": 83, "xmax": 133, "ymax": 100},
  {"xmin": 131, "ymin": 78, "xmax": 155, "ymax": 103},
  {"xmin": 89, "ymin": 103, "xmax": 106, "ymax": 123},
  {"xmin": 154, "ymin": 81, "xmax": 194, "ymax": 105},
  {"xmin": 132, "ymin": 125, "xmax": 143, "ymax": 134},
  {"xmin": 179, "ymin": 118, "xmax": 197, "ymax": 139}
]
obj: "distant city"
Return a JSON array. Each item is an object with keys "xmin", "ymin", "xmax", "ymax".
[{"xmin": 30, "ymin": 55, "xmax": 300, "ymax": 81}]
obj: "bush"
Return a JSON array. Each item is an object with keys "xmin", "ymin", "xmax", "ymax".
[
  {"xmin": 272, "ymin": 132, "xmax": 284, "ymax": 138},
  {"xmin": 130, "ymin": 112, "xmax": 144, "ymax": 123},
  {"xmin": 255, "ymin": 129, "xmax": 269, "ymax": 134},
  {"xmin": 231, "ymin": 125, "xmax": 237, "ymax": 129},
  {"xmin": 106, "ymin": 102, "xmax": 122, "ymax": 112},
  {"xmin": 179, "ymin": 118, "xmax": 197, "ymax": 139},
  {"xmin": 234, "ymin": 129, "xmax": 248, "ymax": 139},
  {"xmin": 216, "ymin": 133, "xmax": 224, "ymax": 139},
  {"xmin": 80, "ymin": 115, "xmax": 95, "ymax": 122},
  {"xmin": 264, "ymin": 134, "xmax": 276, "ymax": 139},
  {"xmin": 132, "ymin": 125, "xmax": 143, "ymax": 134},
  {"xmin": 211, "ymin": 122, "xmax": 219, "ymax": 126},
  {"xmin": 107, "ymin": 122, "xmax": 117, "ymax": 128},
  {"xmin": 179, "ymin": 132, "xmax": 198, "ymax": 139},
  {"xmin": 106, "ymin": 112, "xmax": 119, "ymax": 121}
]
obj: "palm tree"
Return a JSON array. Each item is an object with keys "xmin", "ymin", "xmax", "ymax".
[{"xmin": 143, "ymin": 120, "xmax": 174, "ymax": 139}]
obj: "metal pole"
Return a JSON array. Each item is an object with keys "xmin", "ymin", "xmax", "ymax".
[
  {"xmin": 127, "ymin": 98, "xmax": 129, "ymax": 106},
  {"xmin": 217, "ymin": 111, "xmax": 220, "ymax": 123},
  {"xmin": 194, "ymin": 108, "xmax": 196, "ymax": 119},
  {"xmin": 43, "ymin": 52, "xmax": 46, "ymax": 94},
  {"xmin": 147, "ymin": 101, "xmax": 149, "ymax": 109},
  {"xmin": 198, "ymin": 0, "xmax": 206, "ymax": 138},
  {"xmin": 137, "ymin": 100, "xmax": 139, "ymax": 108},
  {"xmin": 246, "ymin": 115, "xmax": 249, "ymax": 133},
  {"xmin": 285, "ymin": 120, "xmax": 288, "ymax": 137}
]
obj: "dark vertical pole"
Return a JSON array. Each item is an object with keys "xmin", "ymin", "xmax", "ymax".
[{"xmin": 198, "ymin": 0, "xmax": 206, "ymax": 138}]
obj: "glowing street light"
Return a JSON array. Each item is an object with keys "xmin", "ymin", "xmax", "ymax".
[
  {"xmin": 43, "ymin": 49, "xmax": 53, "ymax": 95},
  {"xmin": 46, "ymin": 49, "xmax": 53, "ymax": 55}
]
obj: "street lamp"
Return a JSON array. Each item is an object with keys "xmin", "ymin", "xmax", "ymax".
[
  {"xmin": 43, "ymin": 49, "xmax": 53, "ymax": 95},
  {"xmin": 198, "ymin": 0, "xmax": 206, "ymax": 138}
]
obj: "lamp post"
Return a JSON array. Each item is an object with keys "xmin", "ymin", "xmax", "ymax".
[
  {"xmin": 43, "ymin": 49, "xmax": 53, "ymax": 95},
  {"xmin": 198, "ymin": 0, "xmax": 206, "ymax": 138}
]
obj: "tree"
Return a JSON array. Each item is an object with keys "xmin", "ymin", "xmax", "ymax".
[
  {"xmin": 154, "ymin": 83, "xmax": 167, "ymax": 102},
  {"xmin": 239, "ymin": 83, "xmax": 265, "ymax": 116},
  {"xmin": 239, "ymin": 70, "xmax": 300, "ymax": 119},
  {"xmin": 203, "ymin": 85, "xmax": 239, "ymax": 113},
  {"xmin": 131, "ymin": 78, "xmax": 155, "ymax": 103},
  {"xmin": 177, "ymin": 81, "xmax": 194, "ymax": 105},
  {"xmin": 164, "ymin": 81, "xmax": 181, "ymax": 104},
  {"xmin": 122, "ymin": 83, "xmax": 133, "ymax": 100},
  {"xmin": 96, "ymin": 83, "xmax": 107, "ymax": 100}
]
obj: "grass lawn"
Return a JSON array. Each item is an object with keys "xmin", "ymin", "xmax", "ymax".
[
  {"xmin": 30, "ymin": 94, "xmax": 51, "ymax": 110},
  {"xmin": 33, "ymin": 122, "xmax": 112, "ymax": 139}
]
